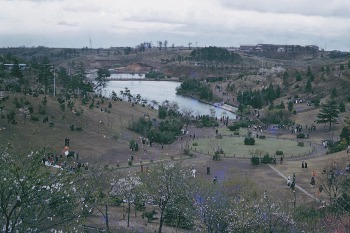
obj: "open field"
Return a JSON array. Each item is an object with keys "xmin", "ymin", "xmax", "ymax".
[{"xmin": 189, "ymin": 136, "xmax": 313, "ymax": 158}]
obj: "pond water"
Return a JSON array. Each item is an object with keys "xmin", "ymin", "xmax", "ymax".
[{"xmin": 103, "ymin": 80, "xmax": 237, "ymax": 119}]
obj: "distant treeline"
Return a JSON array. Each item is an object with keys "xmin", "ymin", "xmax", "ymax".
[{"xmin": 190, "ymin": 46, "xmax": 241, "ymax": 63}]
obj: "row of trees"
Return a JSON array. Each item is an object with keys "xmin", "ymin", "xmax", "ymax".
[
  {"xmin": 176, "ymin": 78, "xmax": 216, "ymax": 102},
  {"xmin": 190, "ymin": 46, "xmax": 241, "ymax": 64},
  {"xmin": 5, "ymin": 145, "xmax": 350, "ymax": 233}
]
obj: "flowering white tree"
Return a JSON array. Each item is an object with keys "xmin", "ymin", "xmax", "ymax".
[
  {"xmin": 0, "ymin": 147, "xmax": 81, "ymax": 233},
  {"xmin": 110, "ymin": 172, "xmax": 142, "ymax": 227},
  {"xmin": 193, "ymin": 179, "xmax": 231, "ymax": 232},
  {"xmin": 78, "ymin": 164, "xmax": 120, "ymax": 232},
  {"xmin": 139, "ymin": 162, "xmax": 193, "ymax": 233}
]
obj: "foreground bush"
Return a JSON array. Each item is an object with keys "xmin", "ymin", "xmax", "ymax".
[
  {"xmin": 251, "ymin": 156, "xmax": 260, "ymax": 165},
  {"xmin": 244, "ymin": 137, "xmax": 255, "ymax": 145}
]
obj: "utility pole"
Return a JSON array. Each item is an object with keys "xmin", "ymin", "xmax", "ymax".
[{"xmin": 53, "ymin": 70, "xmax": 56, "ymax": 97}]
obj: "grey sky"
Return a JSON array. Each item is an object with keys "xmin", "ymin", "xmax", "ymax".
[{"xmin": 0, "ymin": 0, "xmax": 349, "ymax": 51}]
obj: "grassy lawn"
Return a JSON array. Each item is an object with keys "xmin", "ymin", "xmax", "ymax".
[{"xmin": 190, "ymin": 136, "xmax": 313, "ymax": 158}]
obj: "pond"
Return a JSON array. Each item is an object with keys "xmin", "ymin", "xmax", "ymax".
[{"xmin": 103, "ymin": 80, "xmax": 237, "ymax": 119}]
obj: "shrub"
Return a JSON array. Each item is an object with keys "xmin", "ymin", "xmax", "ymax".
[
  {"xmin": 49, "ymin": 122, "xmax": 54, "ymax": 127},
  {"xmin": 297, "ymin": 133, "xmax": 305, "ymax": 139},
  {"xmin": 258, "ymin": 135, "xmax": 266, "ymax": 139},
  {"xmin": 244, "ymin": 137, "xmax": 255, "ymax": 145},
  {"xmin": 228, "ymin": 124, "xmax": 240, "ymax": 131},
  {"xmin": 234, "ymin": 131, "xmax": 239, "ymax": 136},
  {"xmin": 212, "ymin": 151, "xmax": 221, "ymax": 161},
  {"xmin": 31, "ymin": 116, "xmax": 39, "ymax": 121},
  {"xmin": 75, "ymin": 127, "xmax": 83, "ymax": 131},
  {"xmin": 192, "ymin": 142, "xmax": 198, "ymax": 146},
  {"xmin": 142, "ymin": 209, "xmax": 158, "ymax": 223},
  {"xmin": 128, "ymin": 160, "xmax": 133, "ymax": 166},
  {"xmin": 28, "ymin": 105, "xmax": 34, "ymax": 114},
  {"xmin": 251, "ymin": 156, "xmax": 260, "ymax": 165},
  {"xmin": 298, "ymin": 141, "xmax": 304, "ymax": 147},
  {"xmin": 70, "ymin": 124, "xmax": 75, "ymax": 131},
  {"xmin": 129, "ymin": 139, "xmax": 139, "ymax": 151},
  {"xmin": 276, "ymin": 150, "xmax": 284, "ymax": 155},
  {"xmin": 261, "ymin": 153, "xmax": 275, "ymax": 164}
]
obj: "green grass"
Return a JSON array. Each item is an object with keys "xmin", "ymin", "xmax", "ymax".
[{"xmin": 190, "ymin": 136, "xmax": 313, "ymax": 158}]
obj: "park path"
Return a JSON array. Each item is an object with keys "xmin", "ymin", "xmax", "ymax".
[{"xmin": 268, "ymin": 164, "xmax": 319, "ymax": 202}]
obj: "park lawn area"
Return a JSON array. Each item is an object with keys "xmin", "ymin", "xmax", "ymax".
[{"xmin": 190, "ymin": 136, "xmax": 313, "ymax": 158}]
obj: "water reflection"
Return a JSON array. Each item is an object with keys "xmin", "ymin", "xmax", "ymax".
[{"xmin": 103, "ymin": 81, "xmax": 236, "ymax": 119}]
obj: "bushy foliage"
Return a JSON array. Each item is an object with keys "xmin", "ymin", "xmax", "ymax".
[
  {"xmin": 195, "ymin": 115, "xmax": 219, "ymax": 127},
  {"xmin": 190, "ymin": 46, "xmax": 241, "ymax": 63},
  {"xmin": 145, "ymin": 70, "xmax": 165, "ymax": 79},
  {"xmin": 176, "ymin": 78, "xmax": 215, "ymax": 101},
  {"xmin": 251, "ymin": 156, "xmax": 260, "ymax": 165},
  {"xmin": 130, "ymin": 117, "xmax": 182, "ymax": 144},
  {"xmin": 261, "ymin": 153, "xmax": 275, "ymax": 164},
  {"xmin": 212, "ymin": 151, "xmax": 222, "ymax": 161},
  {"xmin": 228, "ymin": 124, "xmax": 240, "ymax": 131},
  {"xmin": 297, "ymin": 133, "xmax": 305, "ymax": 139},
  {"xmin": 129, "ymin": 139, "xmax": 139, "ymax": 151},
  {"xmin": 244, "ymin": 137, "xmax": 255, "ymax": 145},
  {"xmin": 276, "ymin": 150, "xmax": 284, "ymax": 155}
]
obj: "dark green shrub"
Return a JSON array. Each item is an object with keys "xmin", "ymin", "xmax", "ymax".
[
  {"xmin": 276, "ymin": 150, "xmax": 283, "ymax": 155},
  {"xmin": 259, "ymin": 135, "xmax": 266, "ymax": 139},
  {"xmin": 298, "ymin": 141, "xmax": 304, "ymax": 147},
  {"xmin": 244, "ymin": 137, "xmax": 255, "ymax": 145},
  {"xmin": 261, "ymin": 154, "xmax": 275, "ymax": 164},
  {"xmin": 228, "ymin": 124, "xmax": 240, "ymax": 131},
  {"xmin": 234, "ymin": 131, "xmax": 239, "ymax": 136},
  {"xmin": 49, "ymin": 122, "xmax": 54, "ymax": 127},
  {"xmin": 31, "ymin": 115, "xmax": 39, "ymax": 121},
  {"xmin": 28, "ymin": 105, "xmax": 34, "ymax": 114},
  {"xmin": 70, "ymin": 124, "xmax": 75, "ymax": 131},
  {"xmin": 142, "ymin": 209, "xmax": 158, "ymax": 222},
  {"xmin": 192, "ymin": 142, "xmax": 198, "ymax": 146},
  {"xmin": 297, "ymin": 133, "xmax": 305, "ymax": 139},
  {"xmin": 129, "ymin": 139, "xmax": 139, "ymax": 151},
  {"xmin": 212, "ymin": 151, "xmax": 221, "ymax": 161},
  {"xmin": 75, "ymin": 127, "xmax": 83, "ymax": 131},
  {"xmin": 251, "ymin": 156, "xmax": 260, "ymax": 165}
]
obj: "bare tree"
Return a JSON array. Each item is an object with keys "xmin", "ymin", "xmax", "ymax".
[{"xmin": 317, "ymin": 159, "xmax": 349, "ymax": 204}]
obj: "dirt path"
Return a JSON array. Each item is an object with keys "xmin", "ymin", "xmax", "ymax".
[{"xmin": 268, "ymin": 164, "xmax": 319, "ymax": 201}]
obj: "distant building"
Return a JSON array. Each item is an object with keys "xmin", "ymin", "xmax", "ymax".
[
  {"xmin": 239, "ymin": 45, "xmax": 256, "ymax": 52},
  {"xmin": 239, "ymin": 44, "xmax": 319, "ymax": 53},
  {"xmin": 3, "ymin": 63, "xmax": 28, "ymax": 70}
]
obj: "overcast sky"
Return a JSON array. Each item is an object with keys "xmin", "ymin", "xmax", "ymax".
[{"xmin": 1, "ymin": 0, "xmax": 349, "ymax": 51}]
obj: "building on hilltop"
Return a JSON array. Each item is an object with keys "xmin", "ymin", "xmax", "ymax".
[{"xmin": 239, "ymin": 44, "xmax": 319, "ymax": 53}]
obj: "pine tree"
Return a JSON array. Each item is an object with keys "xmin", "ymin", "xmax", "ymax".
[{"xmin": 316, "ymin": 100, "xmax": 340, "ymax": 131}]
